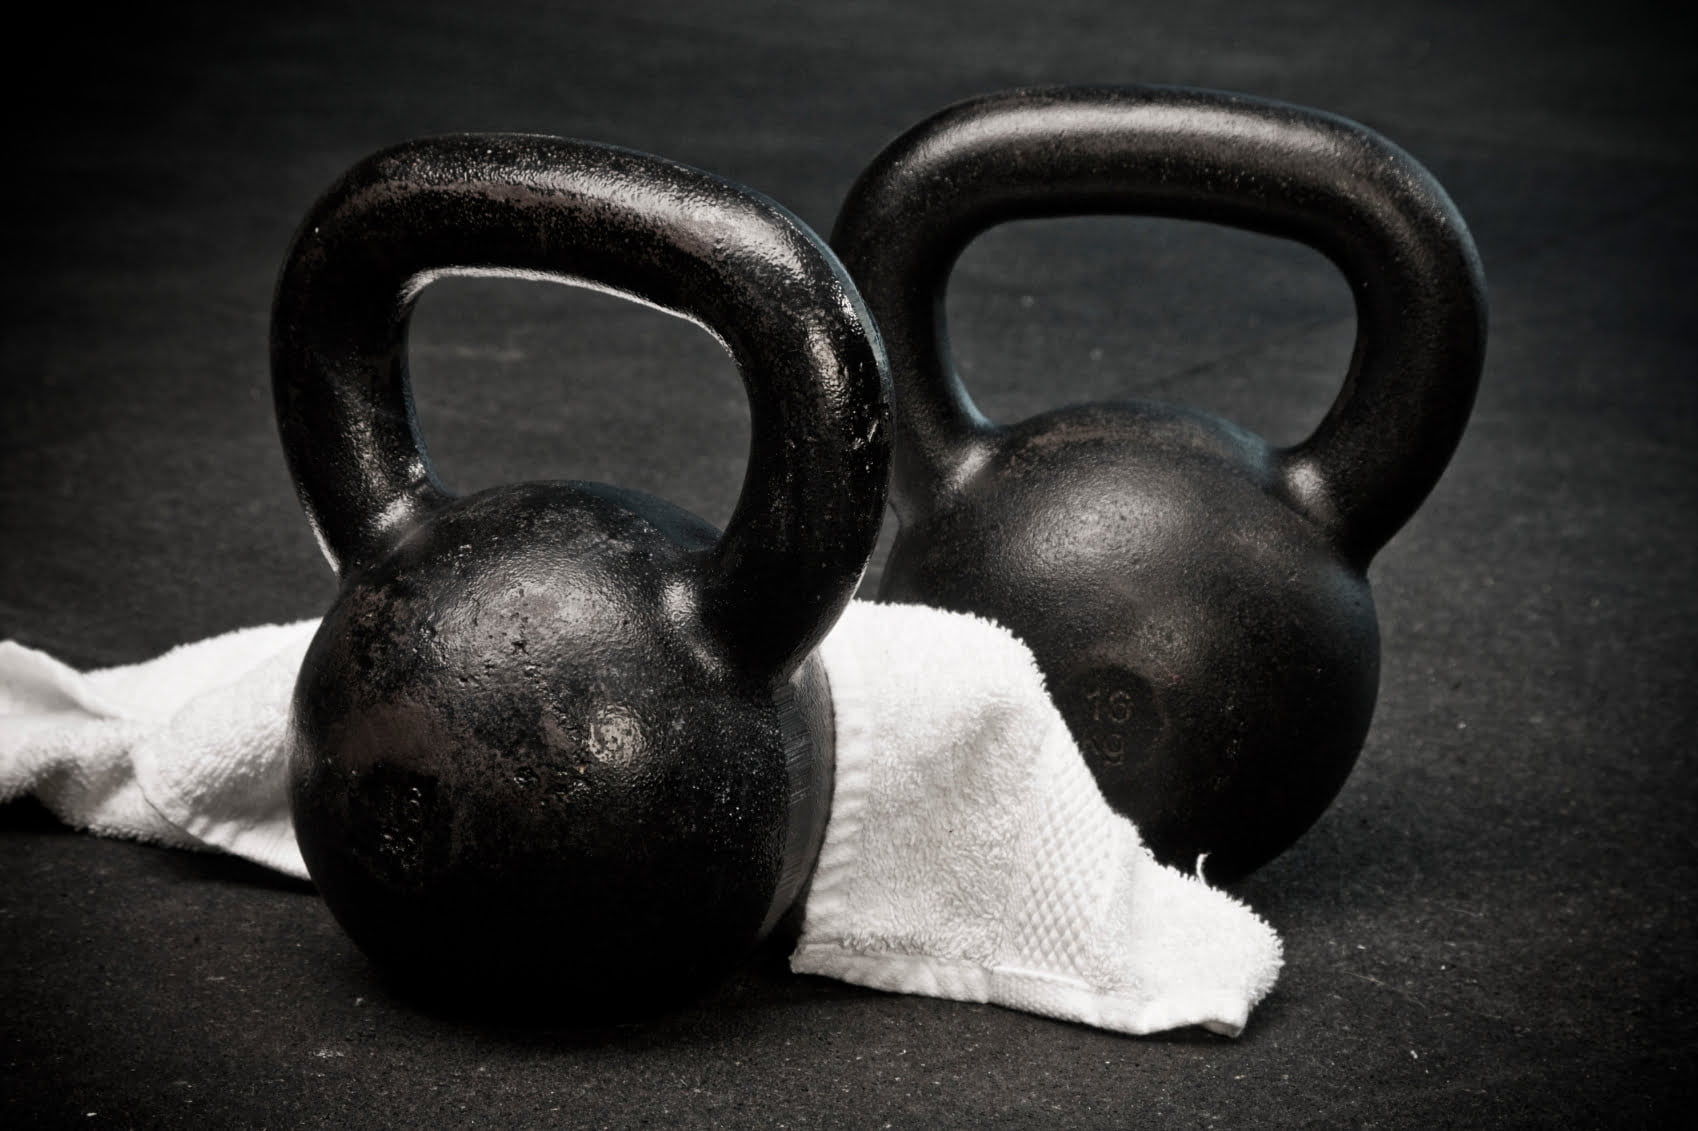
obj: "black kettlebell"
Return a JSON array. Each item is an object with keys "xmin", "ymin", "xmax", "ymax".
[
  {"xmin": 272, "ymin": 134, "xmax": 890, "ymax": 1016},
  {"xmin": 833, "ymin": 86, "xmax": 1486, "ymax": 882}
]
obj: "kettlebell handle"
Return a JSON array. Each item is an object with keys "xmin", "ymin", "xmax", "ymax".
[
  {"xmin": 833, "ymin": 85, "xmax": 1487, "ymax": 565},
  {"xmin": 273, "ymin": 134, "xmax": 890, "ymax": 679}
]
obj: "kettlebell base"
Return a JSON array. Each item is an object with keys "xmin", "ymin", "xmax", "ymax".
[
  {"xmin": 287, "ymin": 486, "xmax": 837, "ymax": 1021},
  {"xmin": 880, "ymin": 404, "xmax": 1382, "ymax": 881}
]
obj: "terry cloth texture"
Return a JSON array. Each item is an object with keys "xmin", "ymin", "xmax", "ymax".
[{"xmin": 0, "ymin": 602, "xmax": 1280, "ymax": 1036}]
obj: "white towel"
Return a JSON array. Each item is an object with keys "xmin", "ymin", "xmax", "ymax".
[
  {"xmin": 0, "ymin": 601, "xmax": 1280, "ymax": 1036},
  {"xmin": 0, "ymin": 621, "xmax": 317, "ymax": 876}
]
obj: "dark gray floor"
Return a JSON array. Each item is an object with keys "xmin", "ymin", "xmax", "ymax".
[{"xmin": 4, "ymin": 1, "xmax": 1693, "ymax": 1125}]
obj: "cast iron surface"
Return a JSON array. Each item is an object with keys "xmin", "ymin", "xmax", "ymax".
[
  {"xmin": 272, "ymin": 134, "xmax": 890, "ymax": 1016},
  {"xmin": 834, "ymin": 85, "xmax": 1488, "ymax": 881}
]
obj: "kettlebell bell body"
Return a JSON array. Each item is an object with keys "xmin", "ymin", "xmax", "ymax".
[
  {"xmin": 834, "ymin": 87, "xmax": 1486, "ymax": 881},
  {"xmin": 273, "ymin": 135, "xmax": 890, "ymax": 1015}
]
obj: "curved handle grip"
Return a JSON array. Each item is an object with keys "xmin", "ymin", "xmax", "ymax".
[
  {"xmin": 272, "ymin": 134, "xmax": 891, "ymax": 679},
  {"xmin": 831, "ymin": 85, "xmax": 1487, "ymax": 565}
]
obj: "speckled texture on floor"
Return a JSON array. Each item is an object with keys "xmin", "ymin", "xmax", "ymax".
[{"xmin": 3, "ymin": 1, "xmax": 1693, "ymax": 1125}]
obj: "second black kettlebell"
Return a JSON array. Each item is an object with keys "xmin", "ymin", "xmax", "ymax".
[
  {"xmin": 273, "ymin": 134, "xmax": 890, "ymax": 1016},
  {"xmin": 833, "ymin": 86, "xmax": 1486, "ymax": 881}
]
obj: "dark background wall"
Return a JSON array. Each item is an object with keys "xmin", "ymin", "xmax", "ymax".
[{"xmin": 3, "ymin": 1, "xmax": 1693, "ymax": 1125}]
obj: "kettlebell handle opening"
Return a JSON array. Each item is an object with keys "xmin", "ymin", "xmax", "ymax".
[
  {"xmin": 272, "ymin": 134, "xmax": 891, "ymax": 679},
  {"xmin": 833, "ymin": 85, "xmax": 1487, "ymax": 565}
]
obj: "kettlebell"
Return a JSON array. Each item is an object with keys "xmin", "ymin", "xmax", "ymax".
[
  {"xmin": 833, "ymin": 86, "xmax": 1486, "ymax": 881},
  {"xmin": 272, "ymin": 134, "xmax": 890, "ymax": 1016}
]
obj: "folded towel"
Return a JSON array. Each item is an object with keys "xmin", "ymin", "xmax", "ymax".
[
  {"xmin": 0, "ymin": 602, "xmax": 1280, "ymax": 1036},
  {"xmin": 0, "ymin": 621, "xmax": 317, "ymax": 875}
]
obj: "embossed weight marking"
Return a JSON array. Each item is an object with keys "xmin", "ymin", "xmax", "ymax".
[
  {"xmin": 834, "ymin": 87, "xmax": 1487, "ymax": 881},
  {"xmin": 274, "ymin": 134, "xmax": 890, "ymax": 1017}
]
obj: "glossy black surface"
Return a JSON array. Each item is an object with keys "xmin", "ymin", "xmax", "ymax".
[
  {"xmin": 273, "ymin": 135, "xmax": 890, "ymax": 1015},
  {"xmin": 836, "ymin": 87, "xmax": 1487, "ymax": 879}
]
